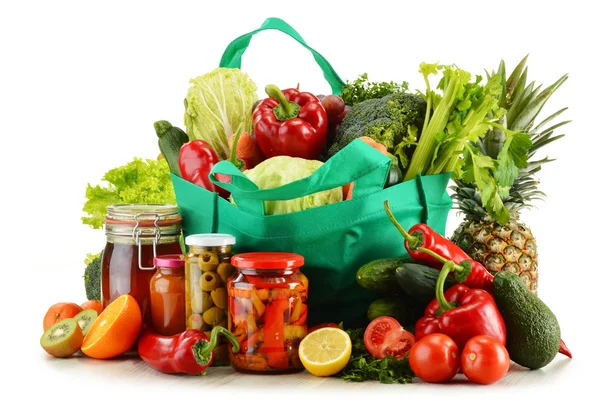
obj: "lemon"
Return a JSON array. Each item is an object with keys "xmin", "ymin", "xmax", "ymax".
[{"xmin": 299, "ymin": 327, "xmax": 352, "ymax": 377}]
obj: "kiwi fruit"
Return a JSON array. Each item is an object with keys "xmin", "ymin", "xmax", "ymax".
[
  {"xmin": 40, "ymin": 318, "xmax": 83, "ymax": 358},
  {"xmin": 74, "ymin": 309, "xmax": 98, "ymax": 336}
]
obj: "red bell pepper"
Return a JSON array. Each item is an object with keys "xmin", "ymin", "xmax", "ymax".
[
  {"xmin": 178, "ymin": 130, "xmax": 249, "ymax": 199},
  {"xmin": 262, "ymin": 298, "xmax": 290, "ymax": 369},
  {"xmin": 384, "ymin": 200, "xmax": 495, "ymax": 293},
  {"xmin": 415, "ymin": 261, "xmax": 506, "ymax": 351},
  {"xmin": 137, "ymin": 326, "xmax": 240, "ymax": 375},
  {"xmin": 253, "ymin": 84, "xmax": 328, "ymax": 160}
]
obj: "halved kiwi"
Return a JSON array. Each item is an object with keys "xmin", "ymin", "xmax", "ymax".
[
  {"xmin": 74, "ymin": 309, "xmax": 98, "ymax": 336},
  {"xmin": 40, "ymin": 318, "xmax": 83, "ymax": 358}
]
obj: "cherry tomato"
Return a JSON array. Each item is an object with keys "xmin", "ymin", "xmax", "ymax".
[
  {"xmin": 409, "ymin": 333, "xmax": 460, "ymax": 383},
  {"xmin": 364, "ymin": 316, "xmax": 415, "ymax": 360},
  {"xmin": 308, "ymin": 322, "xmax": 340, "ymax": 334},
  {"xmin": 461, "ymin": 335, "xmax": 510, "ymax": 385}
]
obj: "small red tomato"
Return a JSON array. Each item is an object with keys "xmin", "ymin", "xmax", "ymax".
[
  {"xmin": 409, "ymin": 333, "xmax": 460, "ymax": 383},
  {"xmin": 461, "ymin": 335, "xmax": 510, "ymax": 385},
  {"xmin": 364, "ymin": 316, "xmax": 415, "ymax": 360}
]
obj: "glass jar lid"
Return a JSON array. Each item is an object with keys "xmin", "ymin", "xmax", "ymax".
[
  {"xmin": 105, "ymin": 204, "xmax": 181, "ymax": 227},
  {"xmin": 185, "ymin": 233, "xmax": 236, "ymax": 247},
  {"xmin": 231, "ymin": 252, "xmax": 304, "ymax": 269},
  {"xmin": 154, "ymin": 254, "xmax": 185, "ymax": 268}
]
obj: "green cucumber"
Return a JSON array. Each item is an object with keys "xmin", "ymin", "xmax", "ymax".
[
  {"xmin": 356, "ymin": 257, "xmax": 414, "ymax": 293},
  {"xmin": 154, "ymin": 120, "xmax": 189, "ymax": 177},
  {"xmin": 367, "ymin": 295, "xmax": 425, "ymax": 327},
  {"xmin": 395, "ymin": 263, "xmax": 457, "ymax": 303}
]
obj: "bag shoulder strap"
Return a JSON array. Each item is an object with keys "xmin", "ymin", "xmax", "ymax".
[{"xmin": 219, "ymin": 17, "xmax": 346, "ymax": 95}]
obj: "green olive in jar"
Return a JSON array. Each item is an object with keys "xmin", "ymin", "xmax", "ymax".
[
  {"xmin": 199, "ymin": 252, "xmax": 220, "ymax": 272},
  {"xmin": 211, "ymin": 287, "xmax": 228, "ymax": 309},
  {"xmin": 203, "ymin": 306, "xmax": 225, "ymax": 326},
  {"xmin": 191, "ymin": 290, "xmax": 213, "ymax": 314},
  {"xmin": 200, "ymin": 271, "xmax": 221, "ymax": 291},
  {"xmin": 217, "ymin": 262, "xmax": 236, "ymax": 283}
]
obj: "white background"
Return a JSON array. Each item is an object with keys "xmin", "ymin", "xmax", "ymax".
[{"xmin": 1, "ymin": 0, "xmax": 599, "ymax": 405}]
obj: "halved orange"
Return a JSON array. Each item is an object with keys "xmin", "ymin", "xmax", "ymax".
[{"xmin": 81, "ymin": 294, "xmax": 142, "ymax": 359}]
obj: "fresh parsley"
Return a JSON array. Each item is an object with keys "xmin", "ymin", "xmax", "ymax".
[{"xmin": 335, "ymin": 328, "xmax": 415, "ymax": 384}]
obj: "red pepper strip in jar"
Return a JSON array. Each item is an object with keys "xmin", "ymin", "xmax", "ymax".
[
  {"xmin": 262, "ymin": 298, "xmax": 290, "ymax": 369},
  {"xmin": 291, "ymin": 304, "xmax": 307, "ymax": 326}
]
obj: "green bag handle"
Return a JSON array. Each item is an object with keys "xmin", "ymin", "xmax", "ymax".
[
  {"xmin": 219, "ymin": 17, "xmax": 346, "ymax": 96},
  {"xmin": 208, "ymin": 140, "xmax": 391, "ymax": 216}
]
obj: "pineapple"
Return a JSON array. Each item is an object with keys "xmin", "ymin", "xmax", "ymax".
[{"xmin": 450, "ymin": 56, "xmax": 569, "ymax": 295}]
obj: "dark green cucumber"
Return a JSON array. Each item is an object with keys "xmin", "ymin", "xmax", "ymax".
[
  {"xmin": 154, "ymin": 120, "xmax": 189, "ymax": 177},
  {"xmin": 367, "ymin": 295, "xmax": 425, "ymax": 327},
  {"xmin": 395, "ymin": 263, "xmax": 456, "ymax": 303},
  {"xmin": 357, "ymin": 257, "xmax": 414, "ymax": 293}
]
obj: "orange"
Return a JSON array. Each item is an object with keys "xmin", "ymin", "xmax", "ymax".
[
  {"xmin": 81, "ymin": 294, "xmax": 142, "ymax": 359},
  {"xmin": 43, "ymin": 302, "xmax": 83, "ymax": 331},
  {"xmin": 80, "ymin": 300, "xmax": 103, "ymax": 314}
]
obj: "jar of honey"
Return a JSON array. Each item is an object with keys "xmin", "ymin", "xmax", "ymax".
[
  {"xmin": 185, "ymin": 233, "xmax": 236, "ymax": 366},
  {"xmin": 102, "ymin": 204, "xmax": 182, "ymax": 324},
  {"xmin": 150, "ymin": 254, "xmax": 186, "ymax": 336},
  {"xmin": 227, "ymin": 252, "xmax": 308, "ymax": 374}
]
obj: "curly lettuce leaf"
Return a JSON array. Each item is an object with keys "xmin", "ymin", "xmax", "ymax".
[{"xmin": 81, "ymin": 158, "xmax": 176, "ymax": 229}]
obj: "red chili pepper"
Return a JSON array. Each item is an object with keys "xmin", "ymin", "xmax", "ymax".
[
  {"xmin": 415, "ymin": 261, "xmax": 507, "ymax": 351},
  {"xmin": 179, "ymin": 130, "xmax": 249, "ymax": 199},
  {"xmin": 253, "ymin": 84, "xmax": 328, "ymax": 160},
  {"xmin": 384, "ymin": 200, "xmax": 495, "ymax": 293},
  {"xmin": 137, "ymin": 326, "xmax": 240, "ymax": 375},
  {"xmin": 262, "ymin": 298, "xmax": 290, "ymax": 369}
]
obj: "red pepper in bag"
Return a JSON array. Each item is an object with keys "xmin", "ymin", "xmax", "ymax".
[
  {"xmin": 415, "ymin": 260, "xmax": 506, "ymax": 351},
  {"xmin": 137, "ymin": 326, "xmax": 240, "ymax": 375},
  {"xmin": 253, "ymin": 84, "xmax": 328, "ymax": 160},
  {"xmin": 178, "ymin": 130, "xmax": 248, "ymax": 199},
  {"xmin": 384, "ymin": 200, "xmax": 495, "ymax": 293}
]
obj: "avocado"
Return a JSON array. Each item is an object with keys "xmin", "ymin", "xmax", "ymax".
[{"xmin": 493, "ymin": 270, "xmax": 561, "ymax": 370}]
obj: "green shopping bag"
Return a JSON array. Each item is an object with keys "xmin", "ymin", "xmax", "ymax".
[{"xmin": 171, "ymin": 17, "xmax": 453, "ymax": 328}]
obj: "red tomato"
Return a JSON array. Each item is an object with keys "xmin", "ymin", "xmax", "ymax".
[
  {"xmin": 461, "ymin": 335, "xmax": 510, "ymax": 385},
  {"xmin": 409, "ymin": 333, "xmax": 460, "ymax": 383},
  {"xmin": 364, "ymin": 316, "xmax": 415, "ymax": 360},
  {"xmin": 308, "ymin": 322, "xmax": 340, "ymax": 334}
]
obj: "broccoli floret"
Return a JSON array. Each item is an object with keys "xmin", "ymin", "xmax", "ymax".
[
  {"xmin": 84, "ymin": 251, "xmax": 103, "ymax": 301},
  {"xmin": 327, "ymin": 93, "xmax": 427, "ymax": 160}
]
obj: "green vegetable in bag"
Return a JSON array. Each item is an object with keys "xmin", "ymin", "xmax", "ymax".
[
  {"xmin": 236, "ymin": 156, "xmax": 343, "ymax": 215},
  {"xmin": 184, "ymin": 68, "xmax": 258, "ymax": 160}
]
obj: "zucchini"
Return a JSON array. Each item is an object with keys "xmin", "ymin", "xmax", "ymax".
[
  {"xmin": 356, "ymin": 257, "xmax": 414, "ymax": 293},
  {"xmin": 154, "ymin": 120, "xmax": 189, "ymax": 177},
  {"xmin": 367, "ymin": 295, "xmax": 425, "ymax": 327},
  {"xmin": 395, "ymin": 263, "xmax": 457, "ymax": 303}
]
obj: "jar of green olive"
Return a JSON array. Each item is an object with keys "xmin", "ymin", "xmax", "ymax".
[{"xmin": 184, "ymin": 233, "xmax": 236, "ymax": 366}]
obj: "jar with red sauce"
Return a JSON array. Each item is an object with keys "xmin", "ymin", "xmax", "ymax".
[
  {"xmin": 227, "ymin": 252, "xmax": 308, "ymax": 374},
  {"xmin": 150, "ymin": 254, "xmax": 186, "ymax": 336},
  {"xmin": 102, "ymin": 204, "xmax": 182, "ymax": 324}
]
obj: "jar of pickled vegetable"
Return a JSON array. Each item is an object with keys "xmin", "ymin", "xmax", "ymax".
[
  {"xmin": 149, "ymin": 255, "xmax": 186, "ymax": 336},
  {"xmin": 184, "ymin": 234, "xmax": 236, "ymax": 366},
  {"xmin": 102, "ymin": 204, "xmax": 183, "ymax": 325},
  {"xmin": 228, "ymin": 252, "xmax": 308, "ymax": 374}
]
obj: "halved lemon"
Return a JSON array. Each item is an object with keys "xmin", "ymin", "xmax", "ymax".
[{"xmin": 299, "ymin": 327, "xmax": 352, "ymax": 377}]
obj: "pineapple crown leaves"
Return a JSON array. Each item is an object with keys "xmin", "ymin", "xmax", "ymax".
[{"xmin": 455, "ymin": 55, "xmax": 570, "ymax": 223}]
